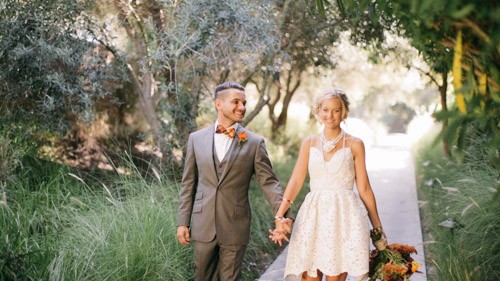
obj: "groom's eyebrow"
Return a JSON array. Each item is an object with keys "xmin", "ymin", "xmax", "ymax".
[{"xmin": 231, "ymin": 97, "xmax": 247, "ymax": 105}]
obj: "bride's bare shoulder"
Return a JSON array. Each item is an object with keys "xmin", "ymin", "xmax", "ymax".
[
  {"xmin": 302, "ymin": 134, "xmax": 320, "ymax": 147},
  {"xmin": 345, "ymin": 134, "xmax": 365, "ymax": 151}
]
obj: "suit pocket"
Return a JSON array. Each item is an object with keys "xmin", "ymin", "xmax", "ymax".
[{"xmin": 192, "ymin": 191, "xmax": 203, "ymax": 213}]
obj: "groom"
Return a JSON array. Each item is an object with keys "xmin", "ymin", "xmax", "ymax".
[{"xmin": 176, "ymin": 81, "xmax": 292, "ymax": 281}]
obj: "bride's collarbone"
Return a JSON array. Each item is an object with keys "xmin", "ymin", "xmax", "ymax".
[
  {"xmin": 323, "ymin": 146, "xmax": 347, "ymax": 154},
  {"xmin": 321, "ymin": 148, "xmax": 349, "ymax": 163}
]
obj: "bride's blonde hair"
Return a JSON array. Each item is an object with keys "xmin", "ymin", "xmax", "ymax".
[{"xmin": 313, "ymin": 88, "xmax": 350, "ymax": 120}]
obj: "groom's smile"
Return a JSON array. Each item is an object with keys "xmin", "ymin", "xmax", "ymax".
[{"xmin": 216, "ymin": 89, "xmax": 247, "ymax": 125}]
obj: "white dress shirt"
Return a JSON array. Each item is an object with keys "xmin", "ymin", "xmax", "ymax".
[{"xmin": 214, "ymin": 121, "xmax": 237, "ymax": 162}]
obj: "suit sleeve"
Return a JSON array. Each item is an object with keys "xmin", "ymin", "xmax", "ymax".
[
  {"xmin": 253, "ymin": 138, "xmax": 294, "ymax": 219},
  {"xmin": 177, "ymin": 134, "xmax": 197, "ymax": 227}
]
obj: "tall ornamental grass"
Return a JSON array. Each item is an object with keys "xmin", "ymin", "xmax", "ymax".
[
  {"xmin": 1, "ymin": 143, "xmax": 301, "ymax": 280},
  {"xmin": 1, "ymin": 110, "xmax": 310, "ymax": 280},
  {"xmin": 48, "ymin": 181, "xmax": 191, "ymax": 280},
  {"xmin": 1, "ymin": 154, "xmax": 83, "ymax": 280},
  {"xmin": 415, "ymin": 125, "xmax": 499, "ymax": 281},
  {"xmin": 1, "ymin": 150, "xmax": 194, "ymax": 280},
  {"xmin": 45, "ymin": 153, "xmax": 193, "ymax": 281}
]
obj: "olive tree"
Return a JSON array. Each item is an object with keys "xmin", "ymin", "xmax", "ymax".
[
  {"xmin": 92, "ymin": 0, "xmax": 280, "ymax": 166},
  {"xmin": 1, "ymin": 0, "xmax": 281, "ymax": 169},
  {"xmin": 0, "ymin": 0, "xmax": 120, "ymax": 136},
  {"xmin": 240, "ymin": 0, "xmax": 342, "ymax": 139}
]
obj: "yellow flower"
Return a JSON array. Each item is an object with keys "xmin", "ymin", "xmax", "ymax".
[{"xmin": 411, "ymin": 261, "xmax": 422, "ymax": 273}]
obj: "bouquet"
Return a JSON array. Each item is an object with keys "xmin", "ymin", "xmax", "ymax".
[{"xmin": 369, "ymin": 228, "xmax": 421, "ymax": 281}]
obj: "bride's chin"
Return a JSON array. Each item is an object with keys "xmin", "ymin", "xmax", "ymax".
[{"xmin": 323, "ymin": 123, "xmax": 338, "ymax": 127}]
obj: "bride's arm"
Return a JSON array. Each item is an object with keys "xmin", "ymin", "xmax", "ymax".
[
  {"xmin": 274, "ymin": 136, "xmax": 311, "ymax": 219},
  {"xmin": 351, "ymin": 138, "xmax": 383, "ymax": 230},
  {"xmin": 270, "ymin": 137, "xmax": 311, "ymax": 245}
]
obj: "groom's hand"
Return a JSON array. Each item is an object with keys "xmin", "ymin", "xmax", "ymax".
[
  {"xmin": 176, "ymin": 226, "xmax": 191, "ymax": 246},
  {"xmin": 282, "ymin": 218, "xmax": 293, "ymax": 234},
  {"xmin": 268, "ymin": 228, "xmax": 289, "ymax": 246},
  {"xmin": 268, "ymin": 218, "xmax": 293, "ymax": 246}
]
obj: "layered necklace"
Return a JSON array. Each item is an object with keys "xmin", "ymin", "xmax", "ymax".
[
  {"xmin": 320, "ymin": 129, "xmax": 346, "ymax": 177},
  {"xmin": 321, "ymin": 129, "xmax": 345, "ymax": 153}
]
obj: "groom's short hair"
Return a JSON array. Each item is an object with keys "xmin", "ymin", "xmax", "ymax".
[{"xmin": 214, "ymin": 82, "xmax": 245, "ymax": 99}]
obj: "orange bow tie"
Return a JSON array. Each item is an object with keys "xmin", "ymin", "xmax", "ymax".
[{"xmin": 216, "ymin": 124, "xmax": 235, "ymax": 138}]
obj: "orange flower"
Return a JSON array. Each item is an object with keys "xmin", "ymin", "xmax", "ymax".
[
  {"xmin": 369, "ymin": 242, "xmax": 421, "ymax": 281},
  {"xmin": 237, "ymin": 131, "xmax": 248, "ymax": 145},
  {"xmin": 387, "ymin": 243, "xmax": 417, "ymax": 255},
  {"xmin": 382, "ymin": 263, "xmax": 408, "ymax": 276}
]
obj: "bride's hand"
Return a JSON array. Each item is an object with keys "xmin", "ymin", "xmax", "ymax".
[
  {"xmin": 268, "ymin": 228, "xmax": 289, "ymax": 246},
  {"xmin": 281, "ymin": 218, "xmax": 293, "ymax": 234},
  {"xmin": 268, "ymin": 218, "xmax": 293, "ymax": 246},
  {"xmin": 274, "ymin": 217, "xmax": 293, "ymax": 234}
]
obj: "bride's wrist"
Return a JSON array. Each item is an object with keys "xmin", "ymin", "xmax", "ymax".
[{"xmin": 274, "ymin": 215, "xmax": 285, "ymax": 222}]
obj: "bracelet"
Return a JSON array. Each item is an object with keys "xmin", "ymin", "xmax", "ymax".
[
  {"xmin": 274, "ymin": 216, "xmax": 285, "ymax": 222},
  {"xmin": 281, "ymin": 197, "xmax": 294, "ymax": 205}
]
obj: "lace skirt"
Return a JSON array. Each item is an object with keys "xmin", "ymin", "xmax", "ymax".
[{"xmin": 284, "ymin": 188, "xmax": 370, "ymax": 280}]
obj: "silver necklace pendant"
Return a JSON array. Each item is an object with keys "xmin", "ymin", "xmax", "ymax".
[
  {"xmin": 323, "ymin": 142, "xmax": 337, "ymax": 152},
  {"xmin": 322, "ymin": 130, "xmax": 344, "ymax": 153}
]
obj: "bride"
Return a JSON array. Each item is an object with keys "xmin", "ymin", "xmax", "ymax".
[{"xmin": 270, "ymin": 88, "xmax": 386, "ymax": 281}]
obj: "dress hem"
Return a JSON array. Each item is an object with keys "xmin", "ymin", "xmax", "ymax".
[{"xmin": 285, "ymin": 269, "xmax": 368, "ymax": 281}]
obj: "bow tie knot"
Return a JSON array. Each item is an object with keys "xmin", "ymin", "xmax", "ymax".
[{"xmin": 216, "ymin": 124, "xmax": 235, "ymax": 138}]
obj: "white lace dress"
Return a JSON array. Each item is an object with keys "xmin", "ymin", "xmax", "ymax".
[{"xmin": 284, "ymin": 142, "xmax": 370, "ymax": 280}]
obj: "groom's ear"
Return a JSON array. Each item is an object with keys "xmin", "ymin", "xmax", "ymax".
[{"xmin": 215, "ymin": 98, "xmax": 223, "ymax": 111}]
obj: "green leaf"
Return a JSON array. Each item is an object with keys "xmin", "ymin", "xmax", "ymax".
[
  {"xmin": 451, "ymin": 4, "xmax": 475, "ymax": 19},
  {"xmin": 410, "ymin": 0, "xmax": 419, "ymax": 14},
  {"xmin": 316, "ymin": 0, "xmax": 326, "ymax": 18},
  {"xmin": 454, "ymin": 123, "xmax": 468, "ymax": 163},
  {"xmin": 419, "ymin": 0, "xmax": 436, "ymax": 15},
  {"xmin": 441, "ymin": 116, "xmax": 466, "ymax": 144},
  {"xmin": 491, "ymin": 7, "xmax": 500, "ymax": 21},
  {"xmin": 490, "ymin": 90, "xmax": 500, "ymax": 103},
  {"xmin": 336, "ymin": 0, "xmax": 346, "ymax": 17}
]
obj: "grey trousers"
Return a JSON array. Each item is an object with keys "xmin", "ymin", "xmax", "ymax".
[{"xmin": 193, "ymin": 238, "xmax": 248, "ymax": 281}]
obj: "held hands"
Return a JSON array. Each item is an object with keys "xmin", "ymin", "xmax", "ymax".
[{"xmin": 268, "ymin": 217, "xmax": 293, "ymax": 246}]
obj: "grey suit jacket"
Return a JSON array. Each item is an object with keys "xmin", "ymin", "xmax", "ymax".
[{"xmin": 177, "ymin": 124, "xmax": 290, "ymax": 245}]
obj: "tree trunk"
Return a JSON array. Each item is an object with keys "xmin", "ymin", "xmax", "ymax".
[
  {"xmin": 242, "ymin": 77, "xmax": 271, "ymax": 126},
  {"xmin": 439, "ymin": 71, "xmax": 451, "ymax": 158},
  {"xmin": 272, "ymin": 74, "xmax": 301, "ymax": 135},
  {"xmin": 127, "ymin": 65, "xmax": 162, "ymax": 142}
]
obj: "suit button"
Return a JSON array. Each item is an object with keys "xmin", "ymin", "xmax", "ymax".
[{"xmin": 218, "ymin": 173, "xmax": 222, "ymax": 176}]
